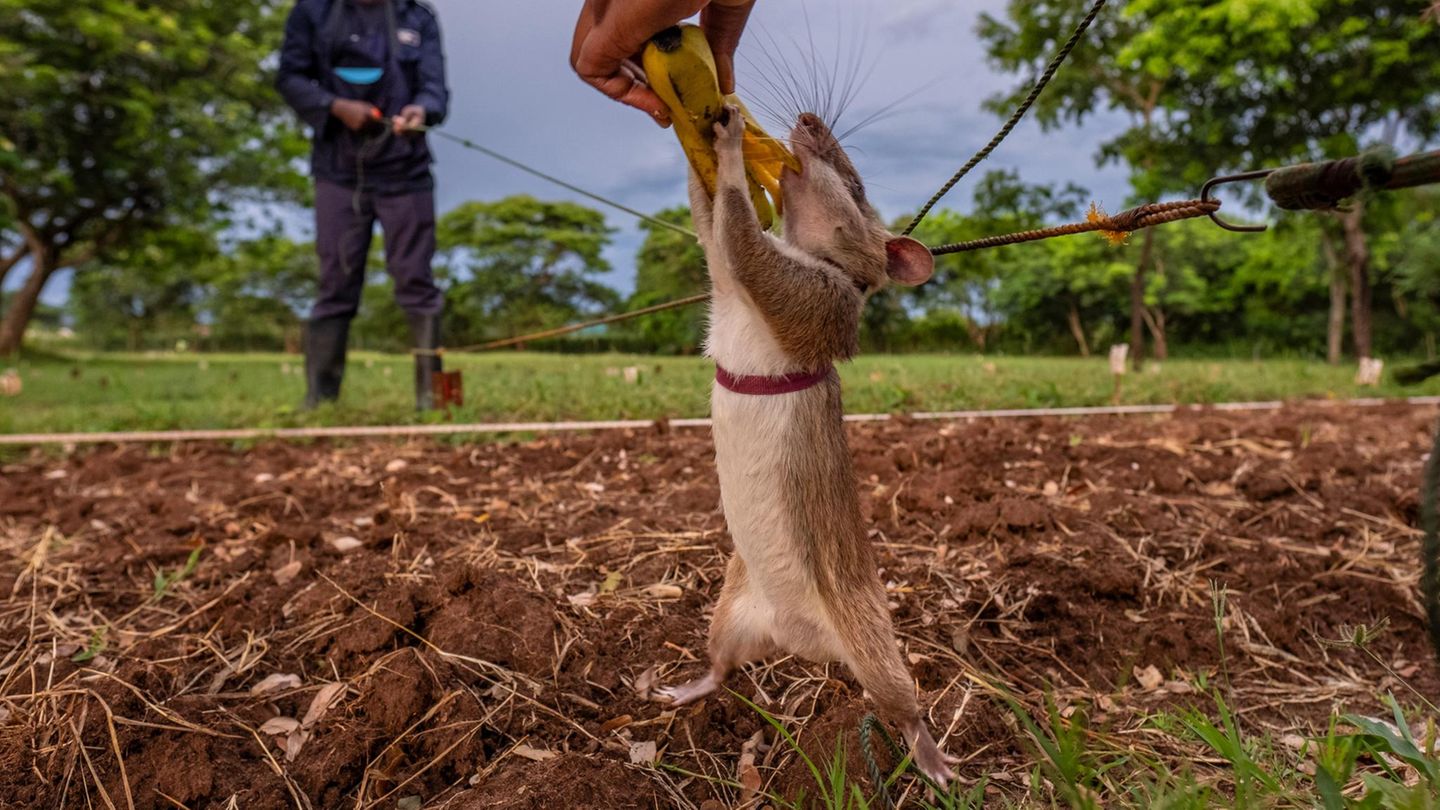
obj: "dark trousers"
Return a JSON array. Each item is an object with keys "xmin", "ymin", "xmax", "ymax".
[{"xmin": 311, "ymin": 180, "xmax": 442, "ymax": 321}]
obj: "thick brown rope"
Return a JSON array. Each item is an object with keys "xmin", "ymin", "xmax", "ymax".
[
  {"xmin": 928, "ymin": 199, "xmax": 1221, "ymax": 255},
  {"xmin": 429, "ymin": 201, "xmax": 1221, "ymax": 355}
]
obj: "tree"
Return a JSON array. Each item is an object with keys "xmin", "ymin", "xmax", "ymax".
[
  {"xmin": 0, "ymin": 204, "xmax": 22, "ymax": 299},
  {"xmin": 1103, "ymin": 0, "xmax": 1439, "ymax": 360},
  {"xmin": 979, "ymin": 2, "xmax": 1168, "ymax": 368},
  {"xmin": 69, "ymin": 227, "xmax": 216, "ymax": 350},
  {"xmin": 620, "ymin": 207, "xmax": 708, "ymax": 355},
  {"xmin": 437, "ymin": 196, "xmax": 621, "ymax": 345},
  {"xmin": 908, "ymin": 171, "xmax": 1091, "ymax": 352},
  {"xmin": 0, "ymin": 0, "xmax": 306, "ymax": 355},
  {"xmin": 979, "ymin": 0, "xmax": 1440, "ymax": 364},
  {"xmin": 990, "ymin": 234, "xmax": 1135, "ymax": 356},
  {"xmin": 1382, "ymin": 188, "xmax": 1440, "ymax": 356},
  {"xmin": 204, "ymin": 235, "xmax": 316, "ymax": 351}
]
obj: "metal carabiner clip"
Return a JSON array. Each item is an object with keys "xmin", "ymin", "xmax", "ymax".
[{"xmin": 1199, "ymin": 169, "xmax": 1276, "ymax": 233}]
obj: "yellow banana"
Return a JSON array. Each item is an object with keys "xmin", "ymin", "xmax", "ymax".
[
  {"xmin": 642, "ymin": 25, "xmax": 723, "ymax": 194},
  {"xmin": 643, "ymin": 25, "xmax": 798, "ymax": 230}
]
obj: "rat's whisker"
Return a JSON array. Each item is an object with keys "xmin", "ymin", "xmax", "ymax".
[
  {"xmin": 836, "ymin": 79, "xmax": 937, "ymax": 144},
  {"xmin": 751, "ymin": 27, "xmax": 809, "ymax": 121},
  {"xmin": 833, "ymin": 15, "xmax": 875, "ymax": 129}
]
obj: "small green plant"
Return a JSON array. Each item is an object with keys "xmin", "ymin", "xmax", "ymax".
[
  {"xmin": 1179, "ymin": 691, "xmax": 1284, "ymax": 805},
  {"xmin": 1000, "ymin": 691, "xmax": 1103, "ymax": 810},
  {"xmin": 71, "ymin": 626, "xmax": 107, "ymax": 663},
  {"xmin": 731, "ymin": 691, "xmax": 859, "ymax": 810},
  {"xmin": 1318, "ymin": 618, "xmax": 1440, "ymax": 716},
  {"xmin": 1336, "ymin": 694, "xmax": 1440, "ymax": 806},
  {"xmin": 728, "ymin": 693, "xmax": 986, "ymax": 810},
  {"xmin": 152, "ymin": 544, "xmax": 203, "ymax": 601}
]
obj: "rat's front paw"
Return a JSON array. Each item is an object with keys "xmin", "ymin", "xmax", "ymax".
[
  {"xmin": 713, "ymin": 104, "xmax": 745, "ymax": 149},
  {"xmin": 713, "ymin": 105, "xmax": 746, "ymax": 188}
]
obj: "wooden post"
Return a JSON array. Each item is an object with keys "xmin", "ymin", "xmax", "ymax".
[
  {"xmin": 1109, "ymin": 344, "xmax": 1129, "ymax": 404},
  {"xmin": 1355, "ymin": 357, "xmax": 1384, "ymax": 387}
]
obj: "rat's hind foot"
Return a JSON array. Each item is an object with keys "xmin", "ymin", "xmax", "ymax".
[
  {"xmin": 903, "ymin": 718, "xmax": 956, "ymax": 788},
  {"xmin": 655, "ymin": 671, "xmax": 722, "ymax": 706}
]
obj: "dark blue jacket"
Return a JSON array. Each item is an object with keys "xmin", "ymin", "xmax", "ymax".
[{"xmin": 276, "ymin": 0, "xmax": 449, "ymax": 193}]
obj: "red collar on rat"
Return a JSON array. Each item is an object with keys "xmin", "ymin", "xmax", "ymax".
[{"xmin": 714, "ymin": 364, "xmax": 833, "ymax": 395}]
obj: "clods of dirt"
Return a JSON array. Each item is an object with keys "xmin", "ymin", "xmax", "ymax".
[{"xmin": 0, "ymin": 403, "xmax": 1435, "ymax": 807}]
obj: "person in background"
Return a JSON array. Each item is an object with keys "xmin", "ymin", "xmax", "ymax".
[
  {"xmin": 571, "ymin": 0, "xmax": 757, "ymax": 125},
  {"xmin": 276, "ymin": 0, "xmax": 449, "ymax": 410}
]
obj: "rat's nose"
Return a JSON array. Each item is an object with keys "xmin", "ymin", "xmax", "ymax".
[{"xmin": 797, "ymin": 112, "xmax": 823, "ymax": 130}]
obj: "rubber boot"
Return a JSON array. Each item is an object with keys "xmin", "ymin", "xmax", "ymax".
[
  {"xmin": 407, "ymin": 311, "xmax": 442, "ymax": 411},
  {"xmin": 303, "ymin": 316, "xmax": 350, "ymax": 409}
]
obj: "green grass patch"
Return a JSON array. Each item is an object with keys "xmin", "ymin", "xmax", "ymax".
[{"xmin": 5, "ymin": 350, "xmax": 1440, "ymax": 436}]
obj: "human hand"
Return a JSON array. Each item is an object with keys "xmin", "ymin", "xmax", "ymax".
[
  {"xmin": 331, "ymin": 98, "xmax": 381, "ymax": 132},
  {"xmin": 571, "ymin": 0, "xmax": 757, "ymax": 126},
  {"xmin": 394, "ymin": 104, "xmax": 427, "ymax": 134}
]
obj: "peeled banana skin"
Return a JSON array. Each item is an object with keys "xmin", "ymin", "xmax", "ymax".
[{"xmin": 642, "ymin": 25, "xmax": 798, "ymax": 230}]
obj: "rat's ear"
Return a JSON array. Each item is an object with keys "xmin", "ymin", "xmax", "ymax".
[{"xmin": 885, "ymin": 237, "xmax": 934, "ymax": 286}]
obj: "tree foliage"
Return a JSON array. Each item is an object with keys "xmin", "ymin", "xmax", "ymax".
[
  {"xmin": 978, "ymin": 0, "xmax": 1440, "ymax": 362},
  {"xmin": 617, "ymin": 207, "xmax": 707, "ymax": 355},
  {"xmin": 437, "ymin": 196, "xmax": 621, "ymax": 344},
  {"xmin": 0, "ymin": 0, "xmax": 307, "ymax": 353}
]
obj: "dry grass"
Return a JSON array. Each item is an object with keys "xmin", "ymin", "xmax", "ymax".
[{"xmin": 1, "ymin": 404, "xmax": 1437, "ymax": 807}]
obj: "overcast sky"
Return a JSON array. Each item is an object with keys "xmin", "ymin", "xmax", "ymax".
[{"xmin": 20, "ymin": 0, "xmax": 1134, "ymax": 306}]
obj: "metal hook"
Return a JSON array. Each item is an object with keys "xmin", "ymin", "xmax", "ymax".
[{"xmin": 1200, "ymin": 169, "xmax": 1276, "ymax": 233}]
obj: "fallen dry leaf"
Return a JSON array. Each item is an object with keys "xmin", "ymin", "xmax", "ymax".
[
  {"xmin": 738, "ymin": 729, "xmax": 764, "ymax": 803},
  {"xmin": 512, "ymin": 744, "xmax": 557, "ymax": 762},
  {"xmin": 250, "ymin": 673, "xmax": 302, "ymax": 696},
  {"xmin": 259, "ymin": 716, "xmax": 300, "ymax": 736},
  {"xmin": 302, "ymin": 682, "xmax": 347, "ymax": 728},
  {"xmin": 328, "ymin": 536, "xmax": 364, "ymax": 554},
  {"xmin": 284, "ymin": 728, "xmax": 309, "ymax": 762},
  {"xmin": 629, "ymin": 740, "xmax": 658, "ymax": 765},
  {"xmin": 1133, "ymin": 664, "xmax": 1164, "ymax": 691},
  {"xmin": 272, "ymin": 561, "xmax": 302, "ymax": 586}
]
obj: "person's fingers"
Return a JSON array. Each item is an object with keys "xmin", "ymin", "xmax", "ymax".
[
  {"xmin": 573, "ymin": 0, "xmax": 714, "ymax": 125},
  {"xmin": 584, "ymin": 72, "xmax": 671, "ymax": 126},
  {"xmin": 618, "ymin": 59, "xmax": 670, "ymax": 125},
  {"xmin": 574, "ymin": 35, "xmax": 670, "ymax": 125},
  {"xmin": 701, "ymin": 0, "xmax": 757, "ymax": 95},
  {"xmin": 712, "ymin": 52, "xmax": 736, "ymax": 95}
]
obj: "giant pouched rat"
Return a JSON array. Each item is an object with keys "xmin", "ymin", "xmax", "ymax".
[{"xmin": 657, "ymin": 105, "xmax": 953, "ymax": 785}]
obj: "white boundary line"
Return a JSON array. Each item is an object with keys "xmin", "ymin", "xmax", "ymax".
[{"xmin": 5, "ymin": 396, "xmax": 1440, "ymax": 446}]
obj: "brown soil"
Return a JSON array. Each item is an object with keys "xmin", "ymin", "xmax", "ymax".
[{"xmin": 0, "ymin": 404, "xmax": 1434, "ymax": 808}]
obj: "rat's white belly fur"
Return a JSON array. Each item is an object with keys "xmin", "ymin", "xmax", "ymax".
[{"xmin": 705, "ymin": 295, "xmax": 844, "ymax": 661}]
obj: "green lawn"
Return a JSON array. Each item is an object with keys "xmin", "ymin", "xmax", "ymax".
[{"xmin": 4, "ymin": 349, "xmax": 1440, "ymax": 435}]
